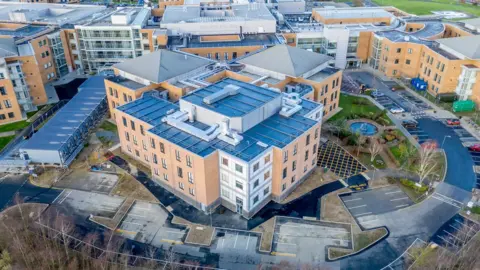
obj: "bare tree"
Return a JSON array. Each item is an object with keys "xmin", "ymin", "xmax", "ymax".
[
  {"xmin": 352, "ymin": 0, "xmax": 363, "ymax": 7},
  {"xmin": 368, "ymin": 139, "xmax": 382, "ymax": 164},
  {"xmin": 416, "ymin": 147, "xmax": 438, "ymax": 186}
]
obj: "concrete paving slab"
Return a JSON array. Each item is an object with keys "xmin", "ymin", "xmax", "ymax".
[{"xmin": 55, "ymin": 171, "xmax": 119, "ymax": 194}]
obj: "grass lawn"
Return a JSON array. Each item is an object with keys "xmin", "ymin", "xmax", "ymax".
[
  {"xmin": 0, "ymin": 135, "xmax": 15, "ymax": 150},
  {"xmin": 328, "ymin": 94, "xmax": 392, "ymax": 125},
  {"xmin": 99, "ymin": 120, "xmax": 117, "ymax": 132},
  {"xmin": 0, "ymin": 121, "xmax": 30, "ymax": 133},
  {"xmin": 358, "ymin": 152, "xmax": 387, "ymax": 169},
  {"xmin": 372, "ymin": 0, "xmax": 480, "ymax": 16}
]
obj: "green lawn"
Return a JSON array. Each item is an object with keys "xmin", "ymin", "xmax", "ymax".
[
  {"xmin": 328, "ymin": 94, "xmax": 392, "ymax": 125},
  {"xmin": 0, "ymin": 135, "xmax": 15, "ymax": 151},
  {"xmin": 99, "ymin": 121, "xmax": 117, "ymax": 132},
  {"xmin": 358, "ymin": 152, "xmax": 387, "ymax": 169},
  {"xmin": 0, "ymin": 121, "xmax": 29, "ymax": 133},
  {"xmin": 372, "ymin": 0, "xmax": 480, "ymax": 16}
]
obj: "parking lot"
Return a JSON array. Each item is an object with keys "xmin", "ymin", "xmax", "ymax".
[
  {"xmin": 272, "ymin": 217, "xmax": 352, "ymax": 261},
  {"xmin": 404, "ymin": 125, "xmax": 431, "ymax": 145},
  {"xmin": 317, "ymin": 141, "xmax": 366, "ymax": 178},
  {"xmin": 431, "ymin": 214, "xmax": 480, "ymax": 252},
  {"xmin": 52, "ymin": 189, "xmax": 124, "ymax": 218},
  {"xmin": 54, "ymin": 170, "xmax": 119, "ymax": 194},
  {"xmin": 340, "ymin": 186, "xmax": 414, "ymax": 220},
  {"xmin": 372, "ymin": 95, "xmax": 405, "ymax": 112},
  {"xmin": 116, "ymin": 201, "xmax": 186, "ymax": 248},
  {"xmin": 210, "ymin": 229, "xmax": 259, "ymax": 254}
]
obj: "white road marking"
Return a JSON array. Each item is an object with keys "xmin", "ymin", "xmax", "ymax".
[
  {"xmin": 385, "ymin": 190, "xmax": 402, "ymax": 195},
  {"xmin": 390, "ymin": 197, "xmax": 409, "ymax": 202},
  {"xmin": 395, "ymin": 204, "xmax": 409, "ymax": 208},
  {"xmin": 122, "ymin": 221, "xmax": 142, "ymax": 226},
  {"xmin": 52, "ymin": 190, "xmax": 65, "ymax": 204},
  {"xmin": 166, "ymin": 230, "xmax": 185, "ymax": 235},
  {"xmin": 343, "ymin": 198, "xmax": 362, "ymax": 202},
  {"xmin": 360, "ymin": 218, "xmax": 379, "ymax": 224},
  {"xmin": 348, "ymin": 204, "xmax": 367, "ymax": 209},
  {"xmin": 220, "ymin": 237, "xmax": 225, "ymax": 248},
  {"xmin": 233, "ymin": 232, "xmax": 239, "ymax": 248},
  {"xmin": 127, "ymin": 213, "xmax": 146, "ymax": 218},
  {"xmin": 274, "ymin": 242, "xmax": 297, "ymax": 246},
  {"xmin": 355, "ymin": 212, "xmax": 373, "ymax": 217},
  {"xmin": 245, "ymin": 234, "xmax": 250, "ymax": 250},
  {"xmin": 58, "ymin": 190, "xmax": 72, "ymax": 204}
]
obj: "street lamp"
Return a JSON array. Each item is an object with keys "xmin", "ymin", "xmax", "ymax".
[{"xmin": 441, "ymin": 135, "xmax": 451, "ymax": 148}]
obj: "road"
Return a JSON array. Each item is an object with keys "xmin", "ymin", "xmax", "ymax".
[{"xmin": 0, "ymin": 174, "xmax": 62, "ymax": 210}]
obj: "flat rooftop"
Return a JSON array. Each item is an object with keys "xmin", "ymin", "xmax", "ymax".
[
  {"xmin": 21, "ymin": 76, "xmax": 106, "ymax": 152},
  {"xmin": 0, "ymin": 2, "xmax": 106, "ymax": 26},
  {"xmin": 106, "ymin": 76, "xmax": 145, "ymax": 90},
  {"xmin": 313, "ymin": 7, "xmax": 394, "ymax": 19},
  {"xmin": 376, "ymin": 21, "xmax": 445, "ymax": 44},
  {"xmin": 161, "ymin": 3, "xmax": 275, "ymax": 24},
  {"xmin": 118, "ymin": 79, "xmax": 320, "ymax": 161},
  {"xmin": 0, "ymin": 24, "xmax": 49, "ymax": 40},
  {"xmin": 182, "ymin": 78, "xmax": 280, "ymax": 117},
  {"xmin": 168, "ymin": 34, "xmax": 281, "ymax": 48},
  {"xmin": 85, "ymin": 7, "xmax": 150, "ymax": 27},
  {"xmin": 306, "ymin": 67, "xmax": 340, "ymax": 82}
]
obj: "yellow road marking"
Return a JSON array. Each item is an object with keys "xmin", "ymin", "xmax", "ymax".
[
  {"xmin": 161, "ymin": 239, "xmax": 184, "ymax": 245},
  {"xmin": 115, "ymin": 229, "xmax": 137, "ymax": 235},
  {"xmin": 271, "ymin": 252, "xmax": 296, "ymax": 258}
]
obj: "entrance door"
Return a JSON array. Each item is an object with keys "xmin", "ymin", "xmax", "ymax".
[{"xmin": 236, "ymin": 197, "xmax": 243, "ymax": 214}]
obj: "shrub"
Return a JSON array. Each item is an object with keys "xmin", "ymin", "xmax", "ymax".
[
  {"xmin": 471, "ymin": 206, "xmax": 480, "ymax": 215},
  {"xmin": 385, "ymin": 134, "xmax": 396, "ymax": 142},
  {"xmin": 352, "ymin": 99, "xmax": 369, "ymax": 106},
  {"xmin": 339, "ymin": 130, "xmax": 352, "ymax": 140},
  {"xmin": 400, "ymin": 178, "xmax": 428, "ymax": 192}
]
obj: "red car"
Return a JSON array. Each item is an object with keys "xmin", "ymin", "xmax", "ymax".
[
  {"xmin": 446, "ymin": 119, "xmax": 461, "ymax": 126},
  {"xmin": 421, "ymin": 140, "xmax": 438, "ymax": 150},
  {"xmin": 469, "ymin": 144, "xmax": 480, "ymax": 152}
]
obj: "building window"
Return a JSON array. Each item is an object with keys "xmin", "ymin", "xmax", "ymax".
[
  {"xmin": 114, "ymin": 89, "xmax": 118, "ymax": 98},
  {"xmin": 163, "ymin": 173, "xmax": 168, "ymax": 181},
  {"xmin": 264, "ymin": 154, "xmax": 270, "ymax": 164},
  {"xmin": 177, "ymin": 167, "xmax": 183, "ymax": 178},
  {"xmin": 140, "ymin": 125, "xmax": 144, "ymax": 135},
  {"xmin": 123, "ymin": 93, "xmax": 127, "ymax": 102},
  {"xmin": 264, "ymin": 187, "xmax": 269, "ymax": 196},
  {"xmin": 305, "ymin": 150, "xmax": 309, "ymax": 161},
  {"xmin": 207, "ymin": 53, "xmax": 211, "ymax": 59},
  {"xmin": 304, "ymin": 165, "xmax": 308, "ymax": 172},
  {"xmin": 282, "ymin": 183, "xmax": 286, "ymax": 191},
  {"xmin": 127, "ymin": 145, "xmax": 131, "ymax": 152},
  {"xmin": 124, "ymin": 131, "xmax": 130, "ymax": 141},
  {"xmin": 394, "ymin": 59, "xmax": 399, "ymax": 64},
  {"xmin": 215, "ymin": 53, "xmax": 219, "ymax": 60},
  {"xmin": 406, "ymin": 59, "xmax": 411, "ymax": 65},
  {"xmin": 130, "ymin": 121, "xmax": 135, "ymax": 131},
  {"xmin": 441, "ymin": 63, "xmax": 445, "ymax": 72},
  {"xmin": 264, "ymin": 170, "xmax": 270, "ymax": 180},
  {"xmin": 408, "ymin": 48, "xmax": 412, "ymax": 54},
  {"xmin": 224, "ymin": 52, "xmax": 228, "ymax": 60},
  {"xmin": 154, "ymin": 168, "xmax": 159, "ymax": 176},
  {"xmin": 312, "ymin": 158, "xmax": 316, "ymax": 166},
  {"xmin": 186, "ymin": 156, "xmax": 192, "ymax": 167},
  {"xmin": 313, "ymin": 144, "xmax": 317, "ymax": 154},
  {"xmin": 315, "ymin": 128, "xmax": 319, "ymax": 139},
  {"xmin": 253, "ymin": 195, "xmax": 259, "ymax": 205},
  {"xmin": 222, "ymin": 157, "xmax": 229, "ymax": 166},
  {"xmin": 253, "ymin": 162, "xmax": 259, "ymax": 172},
  {"xmin": 189, "ymin": 188, "xmax": 195, "ymax": 196},
  {"xmin": 188, "ymin": 172, "xmax": 194, "ymax": 184},
  {"xmin": 7, "ymin": 112, "xmax": 14, "ymax": 118},
  {"xmin": 161, "ymin": 158, "xmax": 167, "ymax": 169},
  {"xmin": 153, "ymin": 154, "xmax": 158, "ymax": 164},
  {"xmin": 236, "ymin": 180, "xmax": 243, "ymax": 190},
  {"xmin": 233, "ymin": 52, "xmax": 237, "ymax": 59},
  {"xmin": 178, "ymin": 182, "xmax": 184, "ymax": 190},
  {"xmin": 221, "ymin": 173, "xmax": 228, "ymax": 183},
  {"xmin": 282, "ymin": 168, "xmax": 287, "ymax": 179},
  {"xmin": 0, "ymin": 87, "xmax": 6, "ymax": 96},
  {"xmin": 122, "ymin": 117, "xmax": 127, "ymax": 127},
  {"xmin": 393, "ymin": 70, "xmax": 397, "ymax": 76},
  {"xmin": 142, "ymin": 140, "xmax": 147, "ymax": 150},
  {"xmin": 253, "ymin": 179, "xmax": 259, "ymax": 189},
  {"xmin": 292, "ymin": 161, "xmax": 296, "ymax": 171},
  {"xmin": 396, "ymin": 48, "xmax": 401, "ymax": 53},
  {"xmin": 283, "ymin": 150, "xmax": 288, "ymax": 162},
  {"xmin": 150, "ymin": 138, "xmax": 156, "ymax": 149},
  {"xmin": 235, "ymin": 164, "xmax": 243, "ymax": 173},
  {"xmin": 291, "ymin": 175, "xmax": 296, "ymax": 183},
  {"xmin": 306, "ymin": 134, "xmax": 311, "ymax": 146},
  {"xmin": 175, "ymin": 150, "xmax": 181, "ymax": 161},
  {"xmin": 144, "ymin": 154, "xmax": 149, "ymax": 162},
  {"xmin": 135, "ymin": 150, "xmax": 139, "ymax": 157},
  {"xmin": 133, "ymin": 135, "xmax": 137, "ymax": 145},
  {"xmin": 221, "ymin": 188, "xmax": 230, "ymax": 199},
  {"xmin": 160, "ymin": 143, "xmax": 165, "ymax": 153}
]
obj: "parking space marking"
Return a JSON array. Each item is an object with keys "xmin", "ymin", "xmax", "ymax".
[
  {"xmin": 233, "ymin": 232, "xmax": 239, "ymax": 248},
  {"xmin": 355, "ymin": 212, "xmax": 372, "ymax": 216},
  {"xmin": 58, "ymin": 190, "xmax": 72, "ymax": 204},
  {"xmin": 395, "ymin": 204, "xmax": 409, "ymax": 208},
  {"xmin": 348, "ymin": 204, "xmax": 367, "ymax": 209},
  {"xmin": 122, "ymin": 221, "xmax": 143, "ymax": 226},
  {"xmin": 126, "ymin": 213, "xmax": 146, "ymax": 218},
  {"xmin": 344, "ymin": 198, "xmax": 362, "ymax": 202},
  {"xmin": 271, "ymin": 252, "xmax": 296, "ymax": 257},
  {"xmin": 275, "ymin": 241, "xmax": 296, "ymax": 246},
  {"xmin": 390, "ymin": 197, "xmax": 409, "ymax": 202},
  {"xmin": 245, "ymin": 234, "xmax": 250, "ymax": 250},
  {"xmin": 52, "ymin": 190, "xmax": 65, "ymax": 204},
  {"xmin": 385, "ymin": 190, "xmax": 402, "ymax": 195},
  {"xmin": 166, "ymin": 230, "xmax": 184, "ymax": 235}
]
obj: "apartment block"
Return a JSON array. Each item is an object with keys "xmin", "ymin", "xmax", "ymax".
[
  {"xmin": 104, "ymin": 49, "xmax": 215, "ymax": 115},
  {"xmin": 115, "ymin": 78, "xmax": 322, "ymax": 218}
]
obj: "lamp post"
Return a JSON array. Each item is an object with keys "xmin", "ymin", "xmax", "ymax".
[{"xmin": 441, "ymin": 135, "xmax": 451, "ymax": 148}]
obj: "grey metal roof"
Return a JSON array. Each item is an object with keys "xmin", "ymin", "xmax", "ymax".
[
  {"xmin": 0, "ymin": 38, "xmax": 18, "ymax": 58},
  {"xmin": 436, "ymin": 35, "xmax": 480, "ymax": 60},
  {"xmin": 20, "ymin": 76, "xmax": 106, "ymax": 152},
  {"xmin": 161, "ymin": 3, "xmax": 275, "ymax": 24},
  {"xmin": 313, "ymin": 7, "xmax": 394, "ymax": 19},
  {"xmin": 460, "ymin": 17, "xmax": 480, "ymax": 28},
  {"xmin": 238, "ymin": 45, "xmax": 332, "ymax": 77},
  {"xmin": 113, "ymin": 50, "xmax": 215, "ymax": 84}
]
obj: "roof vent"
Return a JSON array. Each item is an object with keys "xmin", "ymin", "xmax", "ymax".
[
  {"xmin": 203, "ymin": 84, "xmax": 240, "ymax": 105},
  {"xmin": 404, "ymin": 36, "xmax": 410, "ymax": 41}
]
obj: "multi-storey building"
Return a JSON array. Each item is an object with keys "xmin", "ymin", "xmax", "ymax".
[{"xmin": 115, "ymin": 78, "xmax": 322, "ymax": 218}]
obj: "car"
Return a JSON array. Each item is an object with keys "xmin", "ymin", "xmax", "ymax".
[
  {"xmin": 389, "ymin": 107, "xmax": 405, "ymax": 114},
  {"xmin": 402, "ymin": 120, "xmax": 418, "ymax": 128},
  {"xmin": 469, "ymin": 144, "xmax": 480, "ymax": 152},
  {"xmin": 370, "ymin": 90, "xmax": 384, "ymax": 97},
  {"xmin": 422, "ymin": 140, "xmax": 438, "ymax": 149},
  {"xmin": 446, "ymin": 119, "xmax": 461, "ymax": 126}
]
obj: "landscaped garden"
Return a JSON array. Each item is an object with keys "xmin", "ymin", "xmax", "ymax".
[{"xmin": 328, "ymin": 94, "xmax": 392, "ymax": 126}]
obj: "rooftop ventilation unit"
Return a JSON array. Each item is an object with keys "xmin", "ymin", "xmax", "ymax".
[{"xmin": 203, "ymin": 84, "xmax": 240, "ymax": 105}]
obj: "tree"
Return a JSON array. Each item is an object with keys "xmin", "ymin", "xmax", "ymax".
[
  {"xmin": 0, "ymin": 250, "xmax": 12, "ymax": 270},
  {"xmin": 416, "ymin": 146, "xmax": 437, "ymax": 186},
  {"xmin": 352, "ymin": 0, "xmax": 363, "ymax": 7}
]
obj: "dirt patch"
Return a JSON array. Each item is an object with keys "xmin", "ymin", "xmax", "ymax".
[
  {"xmin": 368, "ymin": 176, "xmax": 395, "ymax": 189},
  {"xmin": 185, "ymin": 225, "xmax": 215, "ymax": 246},
  {"xmin": 30, "ymin": 167, "xmax": 65, "ymax": 188},
  {"xmin": 111, "ymin": 173, "xmax": 159, "ymax": 203},
  {"xmin": 251, "ymin": 217, "xmax": 275, "ymax": 252},
  {"xmin": 0, "ymin": 203, "xmax": 49, "ymax": 220},
  {"xmin": 112, "ymin": 149, "xmax": 152, "ymax": 177},
  {"xmin": 281, "ymin": 168, "xmax": 338, "ymax": 204},
  {"xmin": 321, "ymin": 188, "xmax": 359, "ymax": 230}
]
